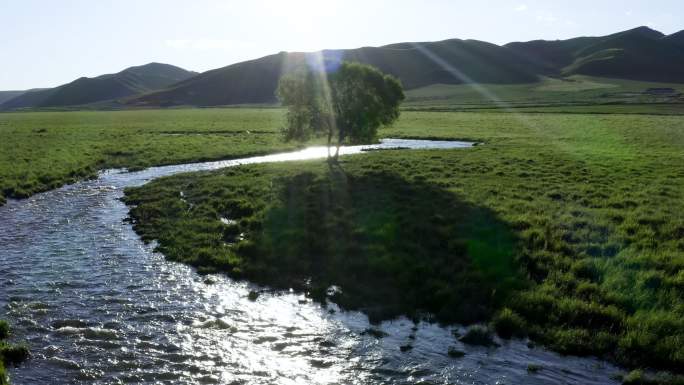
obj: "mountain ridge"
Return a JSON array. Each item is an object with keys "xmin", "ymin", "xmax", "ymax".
[
  {"xmin": 130, "ymin": 26, "xmax": 684, "ymax": 107},
  {"xmin": 3, "ymin": 26, "xmax": 683, "ymax": 110},
  {"xmin": 0, "ymin": 63, "xmax": 196, "ymax": 110},
  {"xmin": 0, "ymin": 90, "xmax": 27, "ymax": 105}
]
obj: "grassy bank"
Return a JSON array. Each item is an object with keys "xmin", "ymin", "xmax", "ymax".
[
  {"xmin": 125, "ymin": 162, "xmax": 523, "ymax": 323},
  {"xmin": 0, "ymin": 108, "xmax": 296, "ymax": 205},
  {"xmin": 124, "ymin": 111, "xmax": 684, "ymax": 372},
  {"xmin": 0, "ymin": 321, "xmax": 29, "ymax": 385}
]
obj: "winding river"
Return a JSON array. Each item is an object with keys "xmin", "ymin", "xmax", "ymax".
[{"xmin": 1, "ymin": 139, "xmax": 622, "ymax": 384}]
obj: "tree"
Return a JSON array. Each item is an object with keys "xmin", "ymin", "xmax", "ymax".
[
  {"xmin": 276, "ymin": 61, "xmax": 405, "ymax": 160},
  {"xmin": 275, "ymin": 69, "xmax": 331, "ymax": 143}
]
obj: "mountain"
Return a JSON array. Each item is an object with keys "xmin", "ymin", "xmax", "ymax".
[
  {"xmin": 506, "ymin": 27, "xmax": 684, "ymax": 83},
  {"xmin": 131, "ymin": 27, "xmax": 684, "ymax": 107},
  {"xmin": 0, "ymin": 63, "xmax": 196, "ymax": 110},
  {"xmin": 129, "ymin": 39, "xmax": 539, "ymax": 107},
  {"xmin": 663, "ymin": 30, "xmax": 684, "ymax": 49},
  {"xmin": 6, "ymin": 27, "xmax": 684, "ymax": 109},
  {"xmin": 0, "ymin": 90, "xmax": 26, "ymax": 104}
]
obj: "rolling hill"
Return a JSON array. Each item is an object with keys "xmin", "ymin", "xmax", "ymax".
[
  {"xmin": 130, "ymin": 27, "xmax": 684, "ymax": 107},
  {"xmin": 0, "ymin": 90, "xmax": 26, "ymax": 104},
  {"xmin": 506, "ymin": 27, "xmax": 684, "ymax": 82},
  {"xmin": 0, "ymin": 63, "xmax": 196, "ymax": 110},
  {"xmin": 129, "ymin": 39, "xmax": 539, "ymax": 107},
  {"xmin": 663, "ymin": 30, "xmax": 684, "ymax": 49},
  {"xmin": 4, "ymin": 26, "xmax": 684, "ymax": 109}
]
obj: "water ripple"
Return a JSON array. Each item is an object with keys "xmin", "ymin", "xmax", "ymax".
[{"xmin": 0, "ymin": 140, "xmax": 622, "ymax": 384}]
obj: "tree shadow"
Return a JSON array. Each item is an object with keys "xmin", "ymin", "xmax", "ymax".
[{"xmin": 245, "ymin": 168, "xmax": 525, "ymax": 325}]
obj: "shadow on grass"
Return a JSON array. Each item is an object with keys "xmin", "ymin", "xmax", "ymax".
[{"xmin": 241, "ymin": 167, "xmax": 525, "ymax": 324}]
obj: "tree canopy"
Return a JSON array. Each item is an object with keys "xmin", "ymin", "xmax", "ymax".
[{"xmin": 276, "ymin": 61, "xmax": 405, "ymax": 159}]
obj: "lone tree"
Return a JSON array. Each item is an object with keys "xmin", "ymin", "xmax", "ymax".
[{"xmin": 277, "ymin": 61, "xmax": 405, "ymax": 160}]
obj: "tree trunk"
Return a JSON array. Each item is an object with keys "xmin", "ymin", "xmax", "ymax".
[
  {"xmin": 327, "ymin": 129, "xmax": 333, "ymax": 160},
  {"xmin": 333, "ymin": 132, "xmax": 342, "ymax": 161}
]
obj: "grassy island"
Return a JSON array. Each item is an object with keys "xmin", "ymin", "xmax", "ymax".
[{"xmin": 123, "ymin": 110, "xmax": 684, "ymax": 372}]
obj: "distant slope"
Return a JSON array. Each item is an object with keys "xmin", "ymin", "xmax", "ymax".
[
  {"xmin": 663, "ymin": 30, "xmax": 684, "ymax": 49},
  {"xmin": 336, "ymin": 39, "xmax": 538, "ymax": 88},
  {"xmin": 8, "ymin": 26, "xmax": 684, "ymax": 109},
  {"xmin": 1, "ymin": 63, "xmax": 196, "ymax": 110},
  {"xmin": 129, "ymin": 39, "xmax": 539, "ymax": 107},
  {"xmin": 130, "ymin": 53, "xmax": 307, "ymax": 107},
  {"xmin": 506, "ymin": 27, "xmax": 684, "ymax": 83},
  {"xmin": 0, "ymin": 90, "xmax": 26, "ymax": 104}
]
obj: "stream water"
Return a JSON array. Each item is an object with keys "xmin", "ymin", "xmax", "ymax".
[{"xmin": 0, "ymin": 139, "xmax": 622, "ymax": 384}]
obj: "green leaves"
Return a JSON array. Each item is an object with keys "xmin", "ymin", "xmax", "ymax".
[
  {"xmin": 329, "ymin": 62, "xmax": 405, "ymax": 145},
  {"xmin": 276, "ymin": 62, "xmax": 405, "ymax": 148}
]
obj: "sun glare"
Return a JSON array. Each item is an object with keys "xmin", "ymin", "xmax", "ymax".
[{"xmin": 264, "ymin": 0, "xmax": 338, "ymax": 46}]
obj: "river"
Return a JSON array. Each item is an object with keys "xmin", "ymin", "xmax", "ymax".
[{"xmin": 0, "ymin": 139, "xmax": 622, "ymax": 384}]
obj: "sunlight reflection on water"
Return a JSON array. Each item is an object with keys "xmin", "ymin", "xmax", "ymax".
[{"xmin": 0, "ymin": 139, "xmax": 622, "ymax": 384}]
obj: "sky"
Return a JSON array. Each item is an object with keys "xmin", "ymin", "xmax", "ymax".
[{"xmin": 1, "ymin": 0, "xmax": 682, "ymax": 90}]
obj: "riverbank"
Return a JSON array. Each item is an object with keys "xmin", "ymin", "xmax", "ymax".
[
  {"xmin": 125, "ymin": 160, "xmax": 523, "ymax": 324},
  {"xmin": 124, "ymin": 111, "xmax": 684, "ymax": 374},
  {"xmin": 0, "ymin": 321, "xmax": 28, "ymax": 385},
  {"xmin": 0, "ymin": 140, "xmax": 630, "ymax": 384},
  {"xmin": 0, "ymin": 109, "xmax": 302, "ymax": 206}
]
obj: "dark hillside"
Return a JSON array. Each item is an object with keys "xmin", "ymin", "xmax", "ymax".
[{"xmin": 0, "ymin": 63, "xmax": 196, "ymax": 110}]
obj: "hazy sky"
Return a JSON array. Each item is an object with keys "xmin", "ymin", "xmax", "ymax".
[{"xmin": 1, "ymin": 0, "xmax": 681, "ymax": 90}]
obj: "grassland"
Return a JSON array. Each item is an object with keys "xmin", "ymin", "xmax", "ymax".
[
  {"xmin": 2, "ymin": 76, "xmax": 681, "ymax": 207},
  {"xmin": 123, "ymin": 110, "xmax": 684, "ymax": 374},
  {"xmin": 0, "ymin": 108, "xmax": 303, "ymax": 206},
  {"xmin": 2, "ymin": 105, "xmax": 684, "ymax": 376},
  {"xmin": 404, "ymin": 76, "xmax": 684, "ymax": 112}
]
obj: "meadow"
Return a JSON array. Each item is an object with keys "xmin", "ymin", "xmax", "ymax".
[
  {"xmin": 122, "ymin": 110, "xmax": 684, "ymax": 374},
  {"xmin": 2, "ymin": 106, "xmax": 684, "ymax": 378},
  {"xmin": 0, "ymin": 108, "xmax": 299, "ymax": 206},
  {"xmin": 404, "ymin": 76, "xmax": 684, "ymax": 113},
  {"xmin": 2, "ymin": 75, "xmax": 682, "ymax": 207}
]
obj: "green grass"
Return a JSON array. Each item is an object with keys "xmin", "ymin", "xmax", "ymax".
[
  {"xmin": 0, "ymin": 108, "xmax": 303, "ymax": 205},
  {"xmin": 124, "ymin": 162, "xmax": 523, "ymax": 324},
  {"xmin": 2, "ymin": 106, "xmax": 684, "ymax": 373},
  {"xmin": 123, "ymin": 110, "xmax": 684, "ymax": 372},
  {"xmin": 1, "ymin": 77, "xmax": 682, "ymax": 206},
  {"xmin": 0, "ymin": 321, "xmax": 29, "ymax": 385}
]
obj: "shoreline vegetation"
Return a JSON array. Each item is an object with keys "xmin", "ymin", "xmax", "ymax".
[
  {"xmin": 122, "ymin": 110, "xmax": 684, "ymax": 377},
  {"xmin": 0, "ymin": 321, "xmax": 29, "ymax": 385}
]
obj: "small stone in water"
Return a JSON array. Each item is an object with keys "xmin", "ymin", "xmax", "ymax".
[
  {"xmin": 448, "ymin": 347, "xmax": 466, "ymax": 358},
  {"xmin": 361, "ymin": 328, "xmax": 389, "ymax": 338}
]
